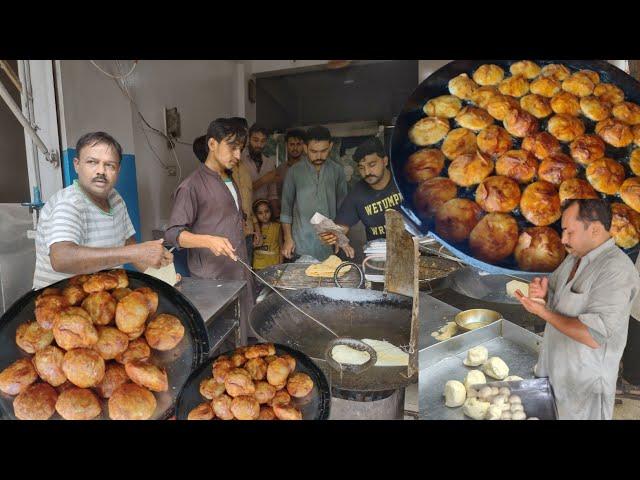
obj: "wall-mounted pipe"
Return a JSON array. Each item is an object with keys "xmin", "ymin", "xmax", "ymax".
[
  {"xmin": 0, "ymin": 60, "xmax": 22, "ymax": 93},
  {"xmin": 0, "ymin": 76, "xmax": 58, "ymax": 167}
]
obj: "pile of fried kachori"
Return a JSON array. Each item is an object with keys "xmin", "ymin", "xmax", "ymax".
[
  {"xmin": 406, "ymin": 61, "xmax": 640, "ymax": 271},
  {"xmin": 187, "ymin": 344, "xmax": 314, "ymax": 421},
  {"xmin": 0, "ymin": 269, "xmax": 185, "ymax": 420}
]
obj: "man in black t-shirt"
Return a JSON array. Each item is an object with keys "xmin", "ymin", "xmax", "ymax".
[{"xmin": 319, "ymin": 137, "xmax": 402, "ymax": 258}]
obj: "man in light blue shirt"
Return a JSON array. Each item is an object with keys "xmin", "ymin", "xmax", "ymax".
[{"xmin": 280, "ymin": 126, "xmax": 347, "ymax": 261}]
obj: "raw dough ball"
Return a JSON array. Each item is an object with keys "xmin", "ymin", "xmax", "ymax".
[
  {"xmin": 444, "ymin": 380, "xmax": 467, "ymax": 407},
  {"xmin": 499, "ymin": 387, "xmax": 511, "ymax": 397},
  {"xmin": 509, "ymin": 394, "xmax": 522, "ymax": 404},
  {"xmin": 527, "ymin": 417, "xmax": 540, "ymax": 420},
  {"xmin": 462, "ymin": 397, "xmax": 490, "ymax": 420},
  {"xmin": 431, "ymin": 322, "xmax": 458, "ymax": 342},
  {"xmin": 482, "ymin": 357, "xmax": 509, "ymax": 380},
  {"xmin": 504, "ymin": 375, "xmax": 523, "ymax": 382},
  {"xmin": 512, "ymin": 411, "xmax": 527, "ymax": 420},
  {"xmin": 511, "ymin": 403, "xmax": 524, "ymax": 413},
  {"xmin": 501, "ymin": 411, "xmax": 513, "ymax": 420},
  {"xmin": 490, "ymin": 386, "xmax": 500, "ymax": 396},
  {"xmin": 485, "ymin": 404, "xmax": 502, "ymax": 420},
  {"xmin": 464, "ymin": 370, "xmax": 487, "ymax": 393},
  {"xmin": 463, "ymin": 346, "xmax": 489, "ymax": 367},
  {"xmin": 478, "ymin": 386, "xmax": 493, "ymax": 400},
  {"xmin": 501, "ymin": 403, "xmax": 511, "ymax": 412},
  {"xmin": 491, "ymin": 394, "xmax": 507, "ymax": 406}
]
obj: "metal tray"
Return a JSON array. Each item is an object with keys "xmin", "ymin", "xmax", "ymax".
[
  {"xmin": 419, "ymin": 318, "xmax": 551, "ymax": 420},
  {"xmin": 175, "ymin": 343, "xmax": 331, "ymax": 420},
  {"xmin": 0, "ymin": 270, "xmax": 210, "ymax": 420},
  {"xmin": 391, "ymin": 60, "xmax": 640, "ymax": 276}
]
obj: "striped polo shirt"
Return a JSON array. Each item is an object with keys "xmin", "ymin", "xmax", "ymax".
[{"xmin": 32, "ymin": 180, "xmax": 136, "ymax": 289}]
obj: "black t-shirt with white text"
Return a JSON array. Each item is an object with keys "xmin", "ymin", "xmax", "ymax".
[{"xmin": 334, "ymin": 177, "xmax": 403, "ymax": 242}]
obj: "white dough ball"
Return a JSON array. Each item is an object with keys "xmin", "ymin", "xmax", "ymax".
[
  {"xmin": 501, "ymin": 411, "xmax": 513, "ymax": 420},
  {"xmin": 464, "ymin": 370, "xmax": 487, "ymax": 393},
  {"xmin": 479, "ymin": 386, "xmax": 493, "ymax": 400},
  {"xmin": 491, "ymin": 394, "xmax": 506, "ymax": 406},
  {"xmin": 463, "ymin": 346, "xmax": 489, "ymax": 366},
  {"xmin": 444, "ymin": 380, "xmax": 467, "ymax": 407},
  {"xmin": 499, "ymin": 387, "xmax": 511, "ymax": 397},
  {"xmin": 485, "ymin": 404, "xmax": 502, "ymax": 420},
  {"xmin": 504, "ymin": 375, "xmax": 523, "ymax": 382},
  {"xmin": 512, "ymin": 411, "xmax": 527, "ymax": 420},
  {"xmin": 462, "ymin": 397, "xmax": 490, "ymax": 420},
  {"xmin": 511, "ymin": 403, "xmax": 524, "ymax": 413},
  {"xmin": 482, "ymin": 357, "xmax": 510, "ymax": 380},
  {"xmin": 509, "ymin": 394, "xmax": 522, "ymax": 404},
  {"xmin": 527, "ymin": 417, "xmax": 539, "ymax": 420},
  {"xmin": 501, "ymin": 403, "xmax": 511, "ymax": 412}
]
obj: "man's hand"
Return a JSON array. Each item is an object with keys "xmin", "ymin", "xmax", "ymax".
[
  {"xmin": 340, "ymin": 243, "xmax": 355, "ymax": 259},
  {"xmin": 515, "ymin": 289, "xmax": 548, "ymax": 318},
  {"xmin": 252, "ymin": 230, "xmax": 263, "ymax": 248},
  {"xmin": 282, "ymin": 238, "xmax": 295, "ymax": 259},
  {"xmin": 207, "ymin": 235, "xmax": 237, "ymax": 261},
  {"xmin": 529, "ymin": 277, "xmax": 549, "ymax": 300},
  {"xmin": 320, "ymin": 232, "xmax": 338, "ymax": 245},
  {"xmin": 136, "ymin": 239, "xmax": 172, "ymax": 269}
]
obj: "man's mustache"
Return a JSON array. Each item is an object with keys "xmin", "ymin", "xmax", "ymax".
[{"xmin": 93, "ymin": 175, "xmax": 107, "ymax": 183}]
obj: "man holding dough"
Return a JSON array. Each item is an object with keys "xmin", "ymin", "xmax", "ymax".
[
  {"xmin": 515, "ymin": 199, "xmax": 640, "ymax": 420},
  {"xmin": 33, "ymin": 131, "xmax": 174, "ymax": 288}
]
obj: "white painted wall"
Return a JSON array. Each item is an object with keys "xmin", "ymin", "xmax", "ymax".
[
  {"xmin": 57, "ymin": 61, "xmax": 135, "ymax": 152},
  {"xmin": 56, "ymin": 60, "xmax": 236, "ymax": 241},
  {"xmin": 123, "ymin": 60, "xmax": 235, "ymax": 240}
]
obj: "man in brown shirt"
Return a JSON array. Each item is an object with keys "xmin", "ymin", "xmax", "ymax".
[
  {"xmin": 193, "ymin": 130, "xmax": 261, "ymax": 257},
  {"xmin": 165, "ymin": 118, "xmax": 255, "ymax": 338}
]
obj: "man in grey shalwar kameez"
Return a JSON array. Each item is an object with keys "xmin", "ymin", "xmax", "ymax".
[
  {"xmin": 281, "ymin": 126, "xmax": 347, "ymax": 262},
  {"xmin": 516, "ymin": 199, "xmax": 640, "ymax": 420}
]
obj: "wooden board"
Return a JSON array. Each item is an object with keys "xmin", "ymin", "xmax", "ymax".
[{"xmin": 384, "ymin": 209, "xmax": 420, "ymax": 377}]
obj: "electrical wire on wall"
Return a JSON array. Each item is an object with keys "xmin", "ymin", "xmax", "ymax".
[{"xmin": 90, "ymin": 60, "xmax": 183, "ymax": 184}]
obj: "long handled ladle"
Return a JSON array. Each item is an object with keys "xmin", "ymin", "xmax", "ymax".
[{"xmin": 235, "ymin": 257, "xmax": 377, "ymax": 374}]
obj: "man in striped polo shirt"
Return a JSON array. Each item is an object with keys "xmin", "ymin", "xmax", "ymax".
[{"xmin": 33, "ymin": 131, "xmax": 172, "ymax": 289}]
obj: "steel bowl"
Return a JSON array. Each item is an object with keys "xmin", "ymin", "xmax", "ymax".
[{"xmin": 454, "ymin": 309, "xmax": 502, "ymax": 332}]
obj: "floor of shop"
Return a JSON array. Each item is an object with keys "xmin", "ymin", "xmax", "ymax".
[{"xmin": 614, "ymin": 397, "xmax": 640, "ymax": 419}]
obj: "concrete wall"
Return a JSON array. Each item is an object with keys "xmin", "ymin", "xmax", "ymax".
[
  {"xmin": 124, "ymin": 60, "xmax": 235, "ymax": 239},
  {"xmin": 57, "ymin": 60, "xmax": 236, "ymax": 241},
  {"xmin": 0, "ymin": 60, "xmax": 29, "ymax": 203}
]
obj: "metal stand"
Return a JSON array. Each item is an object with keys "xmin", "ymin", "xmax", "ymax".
[{"xmin": 176, "ymin": 278, "xmax": 246, "ymax": 356}]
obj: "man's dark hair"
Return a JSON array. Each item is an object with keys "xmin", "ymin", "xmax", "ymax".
[
  {"xmin": 229, "ymin": 117, "xmax": 249, "ymax": 129},
  {"xmin": 206, "ymin": 118, "xmax": 247, "ymax": 148},
  {"xmin": 193, "ymin": 135, "xmax": 207, "ymax": 163},
  {"xmin": 564, "ymin": 198, "xmax": 612, "ymax": 231},
  {"xmin": 305, "ymin": 126, "xmax": 332, "ymax": 144},
  {"xmin": 248, "ymin": 123, "xmax": 270, "ymax": 138},
  {"xmin": 285, "ymin": 129, "xmax": 306, "ymax": 143},
  {"xmin": 76, "ymin": 131, "xmax": 122, "ymax": 162},
  {"xmin": 353, "ymin": 137, "xmax": 387, "ymax": 163}
]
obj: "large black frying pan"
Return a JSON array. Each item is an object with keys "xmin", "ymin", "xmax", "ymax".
[
  {"xmin": 0, "ymin": 270, "xmax": 209, "ymax": 420},
  {"xmin": 391, "ymin": 60, "xmax": 640, "ymax": 276},
  {"xmin": 250, "ymin": 287, "xmax": 416, "ymax": 393},
  {"xmin": 175, "ymin": 343, "xmax": 331, "ymax": 420}
]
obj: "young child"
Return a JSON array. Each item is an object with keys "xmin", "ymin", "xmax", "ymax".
[{"xmin": 252, "ymin": 199, "xmax": 282, "ymax": 270}]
